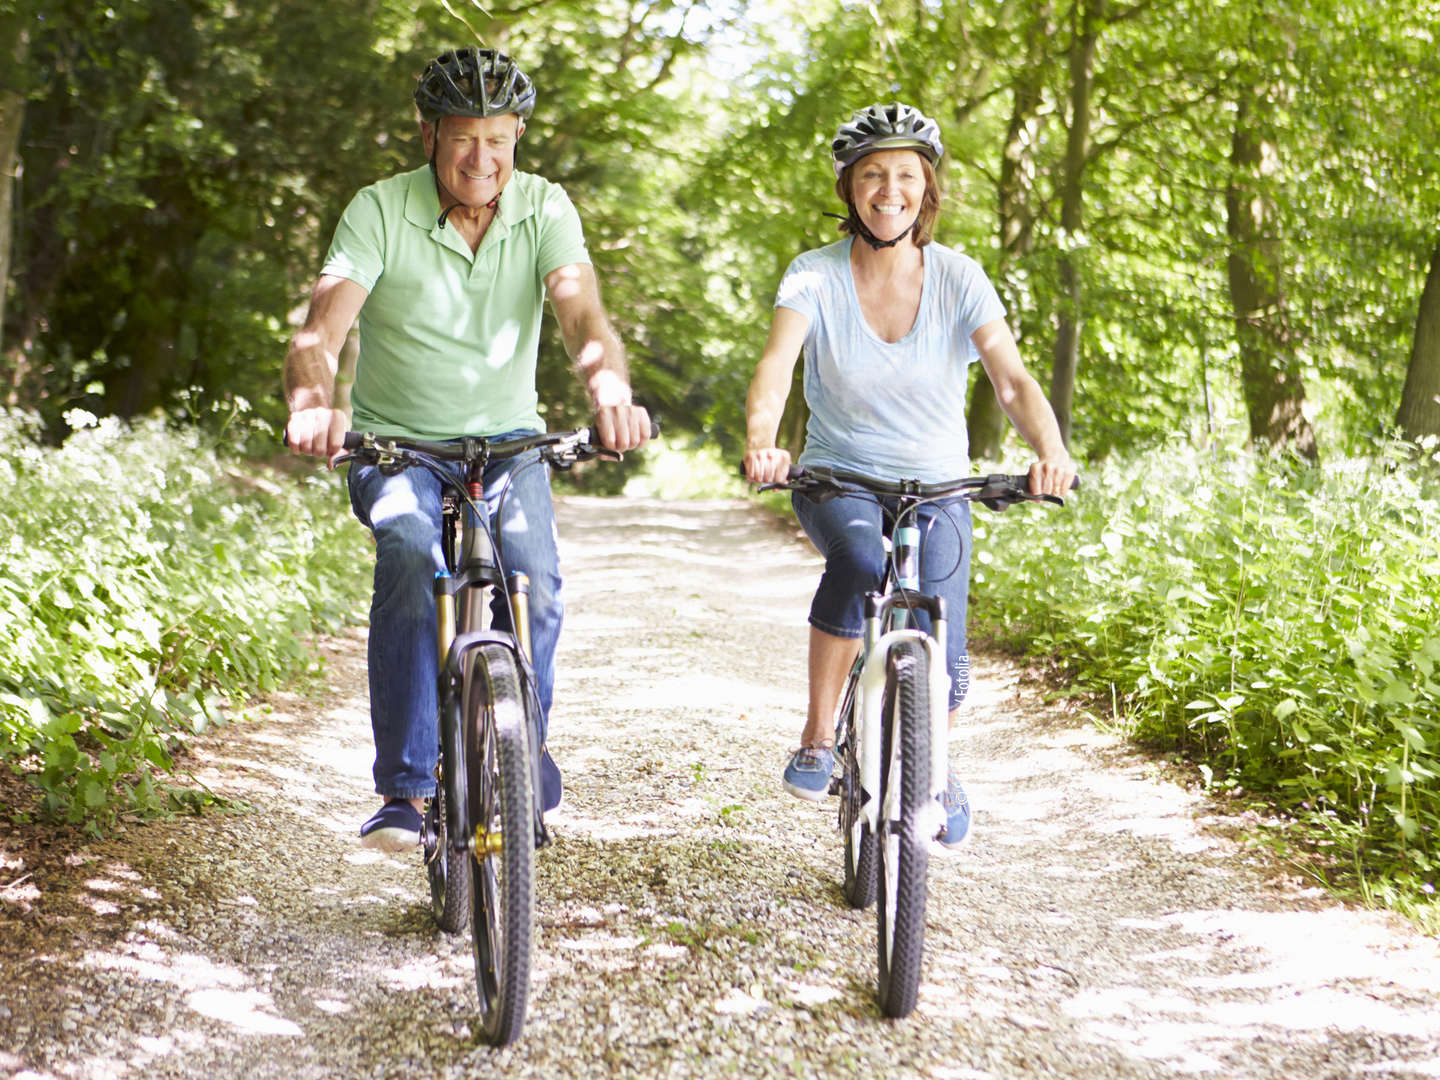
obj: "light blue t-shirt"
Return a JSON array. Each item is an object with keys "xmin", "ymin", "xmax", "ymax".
[
  {"xmin": 775, "ymin": 237, "xmax": 1006, "ymax": 482},
  {"xmin": 321, "ymin": 166, "xmax": 591, "ymax": 440}
]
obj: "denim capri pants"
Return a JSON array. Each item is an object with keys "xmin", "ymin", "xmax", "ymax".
[{"xmin": 792, "ymin": 490, "xmax": 972, "ymax": 712}]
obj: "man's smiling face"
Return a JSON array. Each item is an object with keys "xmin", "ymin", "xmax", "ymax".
[{"xmin": 425, "ymin": 113, "xmax": 524, "ymax": 209}]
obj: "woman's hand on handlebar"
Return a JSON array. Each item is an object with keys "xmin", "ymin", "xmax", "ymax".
[
  {"xmin": 285, "ymin": 407, "xmax": 348, "ymax": 463},
  {"xmin": 743, "ymin": 446, "xmax": 792, "ymax": 485},
  {"xmin": 1027, "ymin": 454, "xmax": 1078, "ymax": 498}
]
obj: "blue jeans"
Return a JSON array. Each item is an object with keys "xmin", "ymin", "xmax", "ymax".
[
  {"xmin": 346, "ymin": 436, "xmax": 562, "ymax": 799},
  {"xmin": 793, "ymin": 491, "xmax": 972, "ymax": 712}
]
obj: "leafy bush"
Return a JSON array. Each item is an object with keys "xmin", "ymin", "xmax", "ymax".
[
  {"xmin": 970, "ymin": 440, "xmax": 1440, "ymax": 907},
  {"xmin": 0, "ymin": 409, "xmax": 369, "ymax": 828}
]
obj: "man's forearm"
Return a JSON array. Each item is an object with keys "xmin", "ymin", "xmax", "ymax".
[
  {"xmin": 283, "ymin": 334, "xmax": 339, "ymax": 412},
  {"xmin": 567, "ymin": 311, "xmax": 631, "ymax": 409}
]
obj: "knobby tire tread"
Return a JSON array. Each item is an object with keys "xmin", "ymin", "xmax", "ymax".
[
  {"xmin": 464, "ymin": 643, "xmax": 535, "ymax": 1046},
  {"xmin": 876, "ymin": 639, "xmax": 930, "ymax": 1019},
  {"xmin": 426, "ymin": 787, "xmax": 470, "ymax": 933}
]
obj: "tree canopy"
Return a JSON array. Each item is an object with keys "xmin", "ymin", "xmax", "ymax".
[{"xmin": 2, "ymin": 0, "xmax": 1438, "ymax": 456}]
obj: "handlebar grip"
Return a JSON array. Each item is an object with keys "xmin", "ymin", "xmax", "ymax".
[
  {"xmin": 282, "ymin": 427, "xmax": 363, "ymax": 453},
  {"xmin": 584, "ymin": 419, "xmax": 661, "ymax": 446},
  {"xmin": 1016, "ymin": 472, "xmax": 1081, "ymax": 493}
]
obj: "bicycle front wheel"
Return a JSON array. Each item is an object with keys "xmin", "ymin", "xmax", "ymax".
[
  {"xmin": 463, "ymin": 643, "xmax": 536, "ymax": 1046},
  {"xmin": 876, "ymin": 639, "xmax": 931, "ymax": 1019},
  {"xmin": 837, "ymin": 667, "xmax": 876, "ymax": 909},
  {"xmin": 424, "ymin": 786, "xmax": 470, "ymax": 933}
]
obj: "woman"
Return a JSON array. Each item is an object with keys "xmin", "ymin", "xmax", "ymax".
[{"xmin": 742, "ymin": 102, "xmax": 1075, "ymax": 848}]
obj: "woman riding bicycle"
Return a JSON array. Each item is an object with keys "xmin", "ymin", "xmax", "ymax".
[{"xmin": 742, "ymin": 102, "xmax": 1075, "ymax": 847}]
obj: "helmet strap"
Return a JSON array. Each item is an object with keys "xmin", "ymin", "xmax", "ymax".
[{"xmin": 823, "ymin": 208, "xmax": 916, "ymax": 250}]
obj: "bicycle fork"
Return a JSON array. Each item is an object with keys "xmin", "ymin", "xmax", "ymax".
[{"xmin": 432, "ymin": 570, "xmax": 536, "ymax": 861}]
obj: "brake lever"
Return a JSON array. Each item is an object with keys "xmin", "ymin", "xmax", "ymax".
[{"xmin": 544, "ymin": 439, "xmax": 621, "ymax": 470}]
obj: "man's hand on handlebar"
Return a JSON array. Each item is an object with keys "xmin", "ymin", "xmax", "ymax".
[
  {"xmin": 285, "ymin": 407, "xmax": 348, "ymax": 463},
  {"xmin": 593, "ymin": 404, "xmax": 653, "ymax": 454},
  {"xmin": 743, "ymin": 446, "xmax": 792, "ymax": 486}
]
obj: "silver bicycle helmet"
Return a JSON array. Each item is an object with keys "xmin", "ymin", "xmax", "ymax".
[
  {"xmin": 831, "ymin": 103, "xmax": 944, "ymax": 177},
  {"xmin": 414, "ymin": 47, "xmax": 536, "ymax": 123}
]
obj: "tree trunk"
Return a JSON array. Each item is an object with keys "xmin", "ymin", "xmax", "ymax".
[
  {"xmin": 970, "ymin": 2, "xmax": 1053, "ymax": 463},
  {"xmin": 0, "ymin": 13, "xmax": 28, "ymax": 359},
  {"xmin": 1396, "ymin": 237, "xmax": 1440, "ymax": 443},
  {"xmin": 1225, "ymin": 89, "xmax": 1318, "ymax": 462},
  {"xmin": 1048, "ymin": 0, "xmax": 1101, "ymax": 450}
]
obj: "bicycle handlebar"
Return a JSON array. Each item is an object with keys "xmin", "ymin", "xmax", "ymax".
[
  {"xmin": 334, "ymin": 421, "xmax": 660, "ymax": 470},
  {"xmin": 760, "ymin": 464, "xmax": 1078, "ymax": 511}
]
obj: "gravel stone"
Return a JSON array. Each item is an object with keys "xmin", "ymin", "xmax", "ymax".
[{"xmin": 2, "ymin": 495, "xmax": 1439, "ymax": 1079}]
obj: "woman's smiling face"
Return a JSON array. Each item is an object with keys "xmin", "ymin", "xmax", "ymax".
[{"xmin": 847, "ymin": 149, "xmax": 927, "ymax": 244}]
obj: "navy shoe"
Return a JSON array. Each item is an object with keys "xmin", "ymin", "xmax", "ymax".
[
  {"xmin": 359, "ymin": 799, "xmax": 422, "ymax": 852},
  {"xmin": 782, "ymin": 746, "xmax": 837, "ymax": 802},
  {"xmin": 539, "ymin": 746, "xmax": 563, "ymax": 812},
  {"xmin": 938, "ymin": 767, "xmax": 971, "ymax": 850}
]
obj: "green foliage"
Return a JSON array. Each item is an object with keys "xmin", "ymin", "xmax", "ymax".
[
  {"xmin": 970, "ymin": 439, "xmax": 1440, "ymax": 904},
  {"xmin": 675, "ymin": 0, "xmax": 1439, "ymax": 459},
  {"xmin": 0, "ymin": 407, "xmax": 369, "ymax": 828},
  {"xmin": 10, "ymin": 0, "xmax": 419, "ymax": 433},
  {"xmin": 9, "ymin": 0, "xmax": 1438, "ymax": 461}
]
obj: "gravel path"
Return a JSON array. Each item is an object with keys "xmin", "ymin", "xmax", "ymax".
[{"xmin": 3, "ymin": 494, "xmax": 1439, "ymax": 1080}]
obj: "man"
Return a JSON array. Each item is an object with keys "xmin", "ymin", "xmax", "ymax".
[{"xmin": 284, "ymin": 46, "xmax": 650, "ymax": 850}]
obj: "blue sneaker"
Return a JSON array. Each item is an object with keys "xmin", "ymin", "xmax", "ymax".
[
  {"xmin": 938, "ymin": 767, "xmax": 971, "ymax": 850},
  {"xmin": 539, "ymin": 746, "xmax": 563, "ymax": 813},
  {"xmin": 783, "ymin": 746, "xmax": 837, "ymax": 802},
  {"xmin": 360, "ymin": 799, "xmax": 422, "ymax": 852}
]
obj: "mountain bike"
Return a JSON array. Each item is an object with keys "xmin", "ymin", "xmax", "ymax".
[
  {"xmin": 760, "ymin": 465, "xmax": 1073, "ymax": 1018},
  {"xmin": 337, "ymin": 425, "xmax": 647, "ymax": 1046}
]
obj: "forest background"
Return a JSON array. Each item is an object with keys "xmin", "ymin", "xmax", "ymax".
[{"xmin": 0, "ymin": 0, "xmax": 1438, "ymax": 922}]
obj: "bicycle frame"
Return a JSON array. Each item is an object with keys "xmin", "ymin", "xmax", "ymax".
[
  {"xmin": 433, "ymin": 457, "xmax": 548, "ymax": 857},
  {"xmin": 337, "ymin": 424, "xmax": 651, "ymax": 1045},
  {"xmin": 852, "ymin": 509, "xmax": 952, "ymax": 844},
  {"xmin": 758, "ymin": 462, "xmax": 1073, "ymax": 1018}
]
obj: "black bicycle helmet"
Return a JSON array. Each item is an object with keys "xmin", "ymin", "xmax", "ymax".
[
  {"xmin": 414, "ymin": 47, "xmax": 536, "ymax": 123},
  {"xmin": 831, "ymin": 103, "xmax": 944, "ymax": 177}
]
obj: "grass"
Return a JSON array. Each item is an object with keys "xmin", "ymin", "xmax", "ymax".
[
  {"xmin": 6, "ymin": 413, "xmax": 1437, "ymax": 927},
  {"xmin": 0, "ymin": 407, "xmax": 370, "ymax": 829},
  {"xmin": 967, "ymin": 437, "xmax": 1440, "ymax": 922}
]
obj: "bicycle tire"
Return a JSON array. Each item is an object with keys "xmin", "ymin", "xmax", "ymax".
[
  {"xmin": 837, "ymin": 668, "xmax": 877, "ymax": 909},
  {"xmin": 875, "ymin": 639, "xmax": 931, "ymax": 1019},
  {"xmin": 424, "ymin": 787, "xmax": 470, "ymax": 933},
  {"xmin": 463, "ymin": 643, "xmax": 535, "ymax": 1046}
]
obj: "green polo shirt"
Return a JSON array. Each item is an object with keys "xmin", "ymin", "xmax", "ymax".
[{"xmin": 321, "ymin": 165, "xmax": 591, "ymax": 439}]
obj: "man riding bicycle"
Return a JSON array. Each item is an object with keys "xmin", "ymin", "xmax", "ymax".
[{"xmin": 283, "ymin": 46, "xmax": 651, "ymax": 850}]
